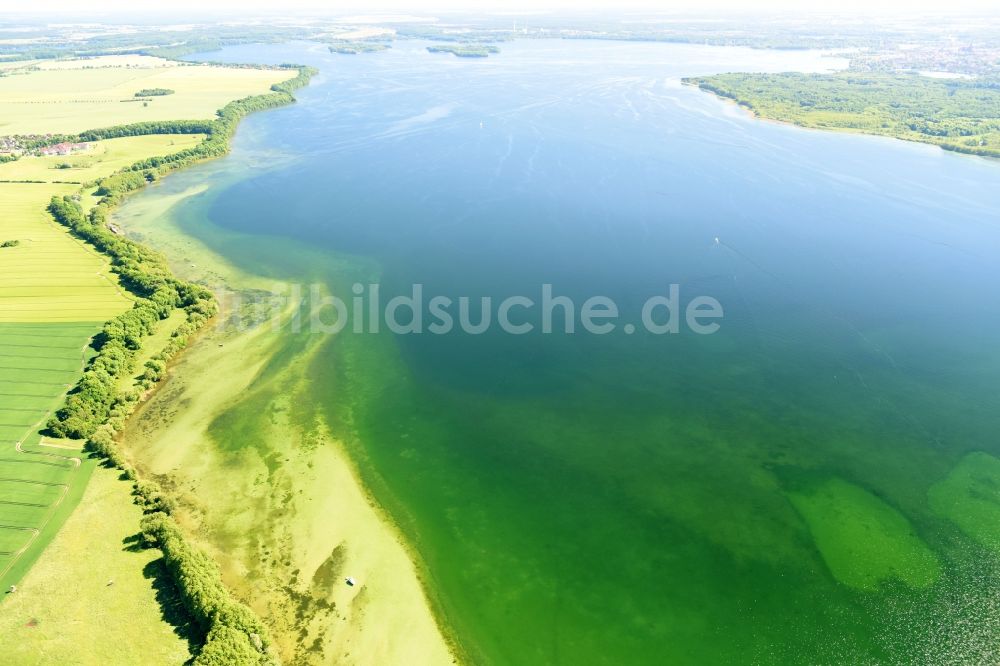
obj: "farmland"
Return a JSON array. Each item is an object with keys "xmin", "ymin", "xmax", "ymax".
[
  {"xmin": 0, "ymin": 466, "xmax": 192, "ymax": 664},
  {"xmin": 0, "ymin": 321, "xmax": 95, "ymax": 585},
  {"xmin": 0, "ymin": 182, "xmax": 121, "ymax": 589},
  {"xmin": 0, "ymin": 183, "xmax": 131, "ymax": 324},
  {"xmin": 0, "ymin": 55, "xmax": 291, "ymax": 135},
  {"xmin": 0, "ymin": 54, "xmax": 295, "ymax": 659},
  {"xmin": 0, "ymin": 134, "xmax": 204, "ymax": 184},
  {"xmin": 0, "ymin": 179, "xmax": 135, "ymax": 591}
]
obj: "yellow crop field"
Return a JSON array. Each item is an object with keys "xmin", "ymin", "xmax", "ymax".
[
  {"xmin": 0, "ymin": 55, "xmax": 292, "ymax": 135},
  {"xmin": 0, "ymin": 134, "xmax": 205, "ymax": 183},
  {"xmin": 0, "ymin": 183, "xmax": 132, "ymax": 323}
]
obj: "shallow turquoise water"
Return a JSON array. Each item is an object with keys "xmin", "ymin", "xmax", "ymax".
[{"xmin": 136, "ymin": 40, "xmax": 1000, "ymax": 663}]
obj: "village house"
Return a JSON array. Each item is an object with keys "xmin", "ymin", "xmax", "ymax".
[{"xmin": 38, "ymin": 142, "xmax": 89, "ymax": 157}]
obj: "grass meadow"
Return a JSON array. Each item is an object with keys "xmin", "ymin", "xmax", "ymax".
[
  {"xmin": 0, "ymin": 322, "xmax": 96, "ymax": 585},
  {"xmin": 0, "ymin": 183, "xmax": 132, "ymax": 324},
  {"xmin": 0, "ymin": 467, "xmax": 193, "ymax": 664},
  {"xmin": 0, "ymin": 181, "xmax": 129, "ymax": 591}
]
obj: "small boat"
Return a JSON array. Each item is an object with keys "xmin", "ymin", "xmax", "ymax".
[{"xmin": 345, "ymin": 577, "xmax": 356, "ymax": 587}]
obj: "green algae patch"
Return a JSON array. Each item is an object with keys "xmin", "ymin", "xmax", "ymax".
[
  {"xmin": 929, "ymin": 452, "xmax": 1000, "ymax": 552},
  {"xmin": 789, "ymin": 478, "xmax": 940, "ymax": 591}
]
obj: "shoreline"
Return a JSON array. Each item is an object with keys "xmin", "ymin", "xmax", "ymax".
[
  {"xmin": 684, "ymin": 79, "xmax": 1000, "ymax": 161},
  {"xmin": 109, "ymin": 141, "xmax": 458, "ymax": 663},
  {"xmin": 16, "ymin": 53, "xmax": 456, "ymax": 661},
  {"xmin": 3, "ymin": 61, "xmax": 319, "ymax": 663}
]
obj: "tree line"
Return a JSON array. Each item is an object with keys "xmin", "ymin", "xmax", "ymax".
[
  {"xmin": 44, "ymin": 63, "xmax": 316, "ymax": 666},
  {"xmin": 134, "ymin": 88, "xmax": 175, "ymax": 97},
  {"xmin": 684, "ymin": 72, "xmax": 1000, "ymax": 158},
  {"xmin": 46, "ymin": 195, "xmax": 214, "ymax": 440}
]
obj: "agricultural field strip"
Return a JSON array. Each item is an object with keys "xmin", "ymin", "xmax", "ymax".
[
  {"xmin": 0, "ymin": 132, "xmax": 230, "ymax": 581},
  {"xmin": 0, "ymin": 184, "xmax": 131, "ymax": 323},
  {"xmin": 0, "ymin": 323, "xmax": 93, "ymax": 577},
  {"xmin": 0, "ymin": 56, "xmax": 292, "ymax": 135}
]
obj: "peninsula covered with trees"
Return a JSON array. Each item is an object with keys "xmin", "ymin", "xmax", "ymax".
[{"xmin": 685, "ymin": 72, "xmax": 1000, "ymax": 158}]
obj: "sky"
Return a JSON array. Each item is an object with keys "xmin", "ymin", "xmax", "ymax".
[{"xmin": 8, "ymin": 0, "xmax": 1000, "ymax": 15}]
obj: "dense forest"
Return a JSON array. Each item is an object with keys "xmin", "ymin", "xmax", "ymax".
[{"xmin": 685, "ymin": 72, "xmax": 1000, "ymax": 158}]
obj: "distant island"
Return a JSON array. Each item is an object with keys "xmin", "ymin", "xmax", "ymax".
[
  {"xmin": 427, "ymin": 44, "xmax": 500, "ymax": 58},
  {"xmin": 685, "ymin": 72, "xmax": 1000, "ymax": 159},
  {"xmin": 329, "ymin": 41, "xmax": 390, "ymax": 55}
]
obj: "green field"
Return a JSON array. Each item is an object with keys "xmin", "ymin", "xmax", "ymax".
[
  {"xmin": 0, "ymin": 183, "xmax": 131, "ymax": 323},
  {"xmin": 0, "ymin": 182, "xmax": 121, "ymax": 589},
  {"xmin": 0, "ymin": 55, "xmax": 292, "ymax": 135},
  {"xmin": 0, "ymin": 322, "xmax": 96, "ymax": 585},
  {"xmin": 0, "ymin": 55, "xmax": 294, "ymax": 657},
  {"xmin": 0, "ymin": 134, "xmax": 205, "ymax": 184},
  {"xmin": 0, "ymin": 466, "xmax": 192, "ymax": 664}
]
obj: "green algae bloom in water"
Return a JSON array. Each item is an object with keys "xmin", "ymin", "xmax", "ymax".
[
  {"xmin": 789, "ymin": 478, "xmax": 940, "ymax": 591},
  {"xmin": 121, "ymin": 40, "xmax": 1000, "ymax": 664}
]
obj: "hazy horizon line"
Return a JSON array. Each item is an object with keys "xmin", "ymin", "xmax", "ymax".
[{"xmin": 4, "ymin": 3, "xmax": 1000, "ymax": 21}]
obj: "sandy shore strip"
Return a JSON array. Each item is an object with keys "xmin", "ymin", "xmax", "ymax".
[{"xmin": 113, "ymin": 184, "xmax": 456, "ymax": 665}]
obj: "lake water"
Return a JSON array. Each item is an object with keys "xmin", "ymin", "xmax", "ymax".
[{"xmin": 136, "ymin": 40, "xmax": 1000, "ymax": 663}]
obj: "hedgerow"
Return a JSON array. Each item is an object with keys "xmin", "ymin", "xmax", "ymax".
[
  {"xmin": 45, "ymin": 65, "xmax": 317, "ymax": 438},
  {"xmin": 42, "ymin": 63, "xmax": 316, "ymax": 665},
  {"xmin": 44, "ymin": 195, "xmax": 213, "ymax": 439},
  {"xmin": 141, "ymin": 512, "xmax": 277, "ymax": 665}
]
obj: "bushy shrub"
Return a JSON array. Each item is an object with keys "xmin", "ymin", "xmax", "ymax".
[{"xmin": 141, "ymin": 513, "xmax": 276, "ymax": 664}]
